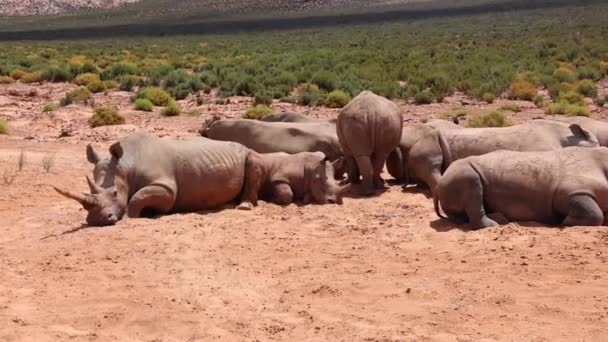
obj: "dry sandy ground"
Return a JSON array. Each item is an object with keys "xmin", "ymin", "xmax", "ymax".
[{"xmin": 1, "ymin": 82, "xmax": 608, "ymax": 341}]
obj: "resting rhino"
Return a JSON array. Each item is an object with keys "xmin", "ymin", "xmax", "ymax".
[
  {"xmin": 386, "ymin": 118, "xmax": 462, "ymax": 182},
  {"xmin": 200, "ymin": 117, "xmax": 345, "ymax": 176},
  {"xmin": 434, "ymin": 147, "xmax": 608, "ymax": 228},
  {"xmin": 57, "ymin": 132, "xmax": 343, "ymax": 226},
  {"xmin": 547, "ymin": 116, "xmax": 608, "ymax": 147},
  {"xmin": 260, "ymin": 111, "xmax": 335, "ymax": 124},
  {"xmin": 405, "ymin": 119, "xmax": 599, "ymax": 193},
  {"xmin": 336, "ymin": 91, "xmax": 403, "ymax": 195}
]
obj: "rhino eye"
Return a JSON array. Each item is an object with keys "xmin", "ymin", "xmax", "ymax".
[{"xmin": 113, "ymin": 190, "xmax": 118, "ymax": 197}]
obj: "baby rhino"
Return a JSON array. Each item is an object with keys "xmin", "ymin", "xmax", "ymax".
[
  {"xmin": 434, "ymin": 147, "xmax": 608, "ymax": 229},
  {"xmin": 57, "ymin": 132, "xmax": 344, "ymax": 226}
]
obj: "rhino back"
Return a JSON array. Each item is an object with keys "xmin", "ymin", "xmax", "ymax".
[{"xmin": 550, "ymin": 116, "xmax": 608, "ymax": 147}]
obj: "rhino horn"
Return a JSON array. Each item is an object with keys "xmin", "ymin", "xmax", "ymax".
[
  {"xmin": 53, "ymin": 186, "xmax": 98, "ymax": 209},
  {"xmin": 86, "ymin": 176, "xmax": 103, "ymax": 194}
]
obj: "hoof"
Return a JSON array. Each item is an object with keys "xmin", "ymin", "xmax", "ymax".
[{"xmin": 236, "ymin": 202, "xmax": 254, "ymax": 210}]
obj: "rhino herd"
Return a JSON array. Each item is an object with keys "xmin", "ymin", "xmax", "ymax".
[{"xmin": 55, "ymin": 91, "xmax": 608, "ymax": 229}]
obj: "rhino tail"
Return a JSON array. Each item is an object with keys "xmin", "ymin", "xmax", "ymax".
[
  {"xmin": 433, "ymin": 194, "xmax": 448, "ymax": 220},
  {"xmin": 199, "ymin": 115, "xmax": 222, "ymax": 136},
  {"xmin": 436, "ymin": 130, "xmax": 453, "ymax": 173}
]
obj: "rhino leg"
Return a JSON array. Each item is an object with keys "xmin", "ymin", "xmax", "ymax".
[
  {"xmin": 270, "ymin": 182, "xmax": 294, "ymax": 205},
  {"xmin": 562, "ymin": 194, "xmax": 604, "ymax": 226},
  {"xmin": 237, "ymin": 152, "xmax": 265, "ymax": 210},
  {"xmin": 345, "ymin": 156, "xmax": 360, "ymax": 184},
  {"xmin": 371, "ymin": 152, "xmax": 389, "ymax": 189},
  {"xmin": 127, "ymin": 185, "xmax": 176, "ymax": 218},
  {"xmin": 355, "ymin": 155, "xmax": 374, "ymax": 196}
]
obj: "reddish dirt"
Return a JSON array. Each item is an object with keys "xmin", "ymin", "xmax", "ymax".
[{"xmin": 1, "ymin": 82, "xmax": 608, "ymax": 341}]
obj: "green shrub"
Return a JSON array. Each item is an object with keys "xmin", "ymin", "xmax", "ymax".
[
  {"xmin": 482, "ymin": 92, "xmax": 496, "ymax": 103},
  {"xmin": 243, "ymin": 105, "xmax": 272, "ymax": 119},
  {"xmin": 119, "ymin": 75, "xmax": 135, "ymax": 91},
  {"xmin": 296, "ymin": 83, "xmax": 320, "ymax": 94},
  {"xmin": 440, "ymin": 107, "xmax": 468, "ymax": 120},
  {"xmin": 187, "ymin": 108, "xmax": 201, "ymax": 116},
  {"xmin": 468, "ymin": 111, "xmax": 512, "ymax": 128},
  {"xmin": 21, "ymin": 71, "xmax": 43, "ymax": 83},
  {"xmin": 86, "ymin": 80, "xmax": 107, "ymax": 93},
  {"xmin": 553, "ymin": 66, "xmax": 576, "ymax": 83},
  {"xmin": 60, "ymin": 87, "xmax": 92, "ymax": 106},
  {"xmin": 547, "ymin": 101, "xmax": 590, "ymax": 117},
  {"xmin": 595, "ymin": 96, "xmax": 606, "ymax": 107},
  {"xmin": 137, "ymin": 87, "xmax": 173, "ymax": 106},
  {"xmin": 43, "ymin": 103, "xmax": 59, "ymax": 112},
  {"xmin": 89, "ymin": 107, "xmax": 125, "ymax": 127},
  {"xmin": 508, "ymin": 78, "xmax": 537, "ymax": 101},
  {"xmin": 42, "ymin": 66, "xmax": 72, "ymax": 82},
  {"xmin": 105, "ymin": 63, "xmax": 138, "ymax": 78},
  {"xmin": 325, "ymin": 90, "xmax": 352, "ymax": 108},
  {"xmin": 575, "ymin": 80, "xmax": 598, "ymax": 98},
  {"xmin": 75, "ymin": 73, "xmax": 100, "ymax": 86},
  {"xmin": 600, "ymin": 61, "xmax": 608, "ymax": 76},
  {"xmin": 0, "ymin": 76, "xmax": 14, "ymax": 84},
  {"xmin": 414, "ymin": 90, "xmax": 434, "ymax": 104},
  {"xmin": 134, "ymin": 98, "xmax": 154, "ymax": 111},
  {"xmin": 161, "ymin": 101, "xmax": 181, "ymax": 116},
  {"xmin": 0, "ymin": 118, "xmax": 8, "ymax": 134},
  {"xmin": 560, "ymin": 91, "xmax": 585, "ymax": 105},
  {"xmin": 533, "ymin": 95, "xmax": 545, "ymax": 108},
  {"xmin": 311, "ymin": 71, "xmax": 337, "ymax": 92},
  {"xmin": 254, "ymin": 93, "xmax": 273, "ymax": 106},
  {"xmin": 299, "ymin": 91, "xmax": 322, "ymax": 106},
  {"xmin": 10, "ymin": 69, "xmax": 26, "ymax": 80},
  {"xmin": 104, "ymin": 80, "xmax": 119, "ymax": 89},
  {"xmin": 499, "ymin": 103, "xmax": 522, "ymax": 113},
  {"xmin": 577, "ymin": 66, "xmax": 601, "ymax": 81}
]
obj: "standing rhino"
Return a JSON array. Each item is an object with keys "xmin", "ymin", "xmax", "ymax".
[
  {"xmin": 434, "ymin": 147, "xmax": 608, "ymax": 229},
  {"xmin": 547, "ymin": 116, "xmax": 608, "ymax": 147},
  {"xmin": 336, "ymin": 91, "xmax": 403, "ymax": 195},
  {"xmin": 57, "ymin": 132, "xmax": 343, "ymax": 226},
  {"xmin": 407, "ymin": 119, "xmax": 598, "ymax": 193},
  {"xmin": 260, "ymin": 111, "xmax": 335, "ymax": 124},
  {"xmin": 386, "ymin": 118, "xmax": 462, "ymax": 183},
  {"xmin": 200, "ymin": 117, "xmax": 345, "ymax": 176}
]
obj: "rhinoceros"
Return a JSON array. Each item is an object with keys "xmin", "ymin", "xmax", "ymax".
[
  {"xmin": 57, "ymin": 132, "xmax": 343, "ymax": 226},
  {"xmin": 200, "ymin": 116, "xmax": 345, "ymax": 175},
  {"xmin": 386, "ymin": 118, "xmax": 462, "ymax": 182},
  {"xmin": 434, "ymin": 147, "xmax": 608, "ymax": 228},
  {"xmin": 260, "ymin": 111, "xmax": 335, "ymax": 124},
  {"xmin": 336, "ymin": 91, "xmax": 403, "ymax": 195},
  {"xmin": 547, "ymin": 116, "xmax": 608, "ymax": 147},
  {"xmin": 405, "ymin": 119, "xmax": 598, "ymax": 193}
]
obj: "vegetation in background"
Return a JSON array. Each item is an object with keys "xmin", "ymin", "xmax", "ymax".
[
  {"xmin": 0, "ymin": 118, "xmax": 8, "ymax": 134},
  {"xmin": 89, "ymin": 107, "xmax": 125, "ymax": 127},
  {"xmin": 499, "ymin": 103, "xmax": 522, "ymax": 113},
  {"xmin": 467, "ymin": 111, "xmax": 512, "ymax": 128},
  {"xmin": 161, "ymin": 101, "xmax": 181, "ymax": 116},
  {"xmin": 134, "ymin": 98, "xmax": 154, "ymax": 111},
  {"xmin": 243, "ymin": 105, "xmax": 273, "ymax": 119},
  {"xmin": 43, "ymin": 103, "xmax": 59, "ymax": 112}
]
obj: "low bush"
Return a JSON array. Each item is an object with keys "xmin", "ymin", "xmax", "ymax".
[
  {"xmin": 467, "ymin": 111, "xmax": 512, "ymax": 128},
  {"xmin": 595, "ymin": 96, "xmax": 606, "ymax": 107},
  {"xmin": 575, "ymin": 79, "xmax": 598, "ymax": 98},
  {"xmin": 161, "ymin": 101, "xmax": 181, "ymax": 116},
  {"xmin": 299, "ymin": 91, "xmax": 322, "ymax": 106},
  {"xmin": 104, "ymin": 80, "xmax": 119, "ymax": 89},
  {"xmin": 0, "ymin": 118, "xmax": 8, "ymax": 134},
  {"xmin": 187, "ymin": 108, "xmax": 201, "ymax": 116},
  {"xmin": 482, "ymin": 92, "xmax": 496, "ymax": 103},
  {"xmin": 137, "ymin": 87, "xmax": 173, "ymax": 106},
  {"xmin": 254, "ymin": 93, "xmax": 273, "ymax": 106},
  {"xmin": 533, "ymin": 95, "xmax": 545, "ymax": 108},
  {"xmin": 547, "ymin": 101, "xmax": 590, "ymax": 117},
  {"xmin": 414, "ymin": 90, "xmax": 434, "ymax": 104},
  {"xmin": 499, "ymin": 103, "xmax": 522, "ymax": 112},
  {"xmin": 89, "ymin": 107, "xmax": 125, "ymax": 127},
  {"xmin": 134, "ymin": 98, "xmax": 154, "ymax": 111},
  {"xmin": 60, "ymin": 87, "xmax": 92, "ymax": 106},
  {"xmin": 325, "ymin": 90, "xmax": 352, "ymax": 108},
  {"xmin": 553, "ymin": 66, "xmax": 576, "ymax": 83},
  {"xmin": 577, "ymin": 66, "xmax": 601, "ymax": 81},
  {"xmin": 508, "ymin": 78, "xmax": 537, "ymax": 101},
  {"xmin": 9, "ymin": 69, "xmax": 26, "ymax": 80},
  {"xmin": 86, "ymin": 80, "xmax": 107, "ymax": 93},
  {"xmin": 42, "ymin": 66, "xmax": 72, "ymax": 82},
  {"xmin": 0, "ymin": 76, "xmax": 14, "ymax": 84},
  {"xmin": 311, "ymin": 71, "xmax": 337, "ymax": 92},
  {"xmin": 243, "ymin": 105, "xmax": 272, "ymax": 119},
  {"xmin": 296, "ymin": 83, "xmax": 320, "ymax": 95},
  {"xmin": 43, "ymin": 103, "xmax": 59, "ymax": 112},
  {"xmin": 75, "ymin": 73, "xmax": 100, "ymax": 86},
  {"xmin": 560, "ymin": 91, "xmax": 585, "ymax": 105},
  {"xmin": 119, "ymin": 75, "xmax": 135, "ymax": 91},
  {"xmin": 440, "ymin": 107, "xmax": 468, "ymax": 120},
  {"xmin": 21, "ymin": 71, "xmax": 43, "ymax": 84}
]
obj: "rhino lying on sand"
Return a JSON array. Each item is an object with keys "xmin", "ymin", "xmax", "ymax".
[
  {"xmin": 260, "ymin": 111, "xmax": 335, "ymax": 124},
  {"xmin": 200, "ymin": 116, "xmax": 345, "ymax": 176},
  {"xmin": 56, "ymin": 132, "xmax": 344, "ymax": 226},
  {"xmin": 548, "ymin": 116, "xmax": 608, "ymax": 147},
  {"xmin": 434, "ymin": 147, "xmax": 608, "ymax": 228},
  {"xmin": 387, "ymin": 118, "xmax": 462, "ymax": 182},
  {"xmin": 399, "ymin": 119, "xmax": 598, "ymax": 193}
]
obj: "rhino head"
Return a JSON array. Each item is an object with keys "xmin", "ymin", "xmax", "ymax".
[
  {"xmin": 55, "ymin": 142, "xmax": 128, "ymax": 226},
  {"xmin": 306, "ymin": 157, "xmax": 350, "ymax": 205}
]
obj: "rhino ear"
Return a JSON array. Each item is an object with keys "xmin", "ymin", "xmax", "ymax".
[
  {"xmin": 86, "ymin": 144, "xmax": 102, "ymax": 164},
  {"xmin": 452, "ymin": 116, "xmax": 460, "ymax": 125},
  {"xmin": 331, "ymin": 157, "xmax": 345, "ymax": 172},
  {"xmin": 109, "ymin": 142, "xmax": 124, "ymax": 160},
  {"xmin": 569, "ymin": 124, "xmax": 595, "ymax": 141}
]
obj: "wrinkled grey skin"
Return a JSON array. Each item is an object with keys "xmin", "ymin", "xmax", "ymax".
[
  {"xmin": 57, "ymin": 132, "xmax": 342, "ymax": 226},
  {"xmin": 386, "ymin": 118, "xmax": 462, "ymax": 183},
  {"xmin": 258, "ymin": 151, "xmax": 349, "ymax": 205},
  {"xmin": 260, "ymin": 111, "xmax": 336, "ymax": 124},
  {"xmin": 200, "ymin": 116, "xmax": 345, "ymax": 177},
  {"xmin": 434, "ymin": 147, "xmax": 608, "ymax": 229},
  {"xmin": 407, "ymin": 119, "xmax": 599, "ymax": 194},
  {"xmin": 546, "ymin": 116, "xmax": 608, "ymax": 147},
  {"xmin": 336, "ymin": 91, "xmax": 403, "ymax": 195}
]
